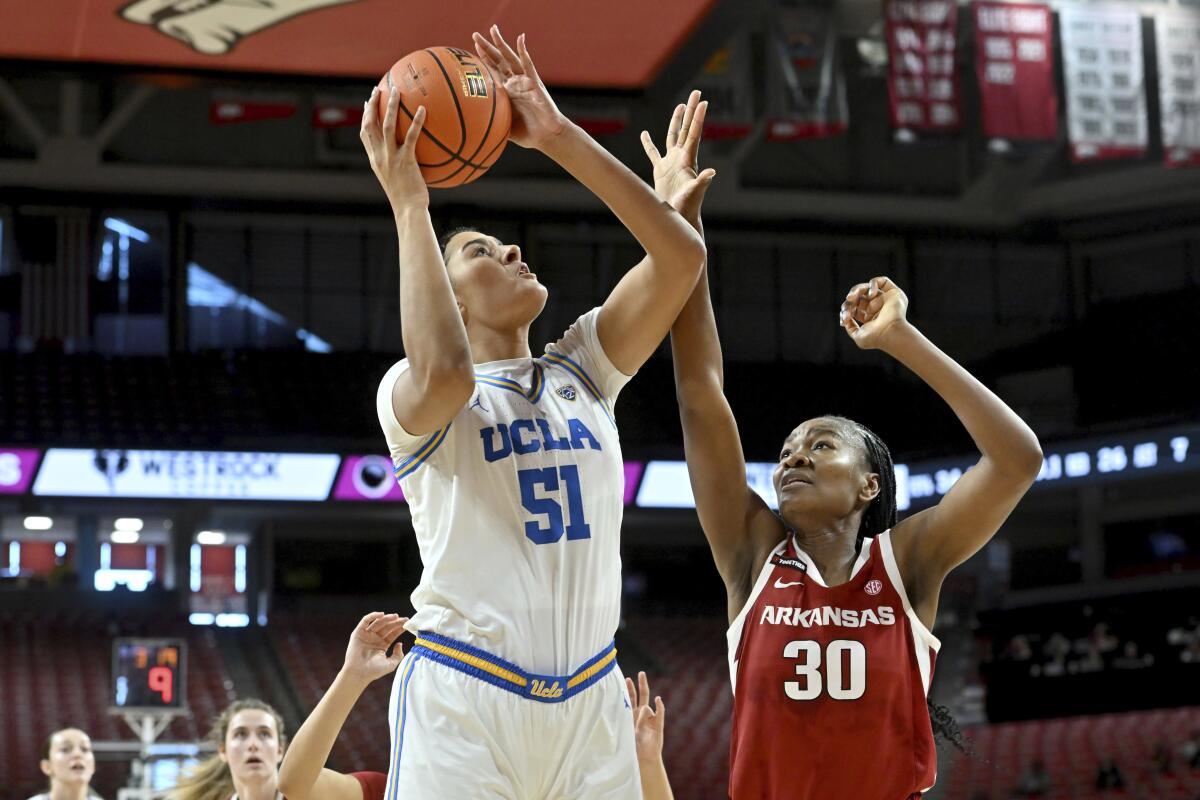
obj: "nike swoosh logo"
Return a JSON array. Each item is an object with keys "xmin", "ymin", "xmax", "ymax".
[{"xmin": 774, "ymin": 578, "xmax": 803, "ymax": 589}]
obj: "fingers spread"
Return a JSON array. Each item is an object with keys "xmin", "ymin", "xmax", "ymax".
[
  {"xmin": 683, "ymin": 100, "xmax": 709, "ymax": 157},
  {"xmin": 679, "ymin": 90, "xmax": 700, "ymax": 143},
  {"xmin": 360, "ymin": 87, "xmax": 379, "ymax": 143},
  {"xmin": 382, "ymin": 88, "xmax": 399, "ymax": 145},
  {"xmin": 638, "ymin": 670, "xmax": 650, "ymax": 705},
  {"xmin": 491, "ymin": 25, "xmax": 522, "ymax": 73},
  {"xmin": 665, "ymin": 103, "xmax": 685, "ymax": 149},
  {"xmin": 402, "ymin": 105, "xmax": 426, "ymax": 152},
  {"xmin": 640, "ymin": 131, "xmax": 662, "ymax": 166},
  {"xmin": 473, "ymin": 33, "xmax": 508, "ymax": 76},
  {"xmin": 516, "ymin": 33, "xmax": 539, "ymax": 80},
  {"xmin": 654, "ymin": 696, "xmax": 666, "ymax": 719}
]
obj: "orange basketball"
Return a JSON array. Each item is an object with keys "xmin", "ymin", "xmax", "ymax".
[{"xmin": 378, "ymin": 47, "xmax": 511, "ymax": 188}]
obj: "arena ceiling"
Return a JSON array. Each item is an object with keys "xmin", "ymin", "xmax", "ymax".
[
  {"xmin": 0, "ymin": 0, "xmax": 719, "ymax": 88},
  {"xmin": 0, "ymin": 0, "xmax": 1198, "ymax": 229}
]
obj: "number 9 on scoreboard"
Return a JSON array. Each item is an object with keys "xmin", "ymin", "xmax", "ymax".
[{"xmin": 111, "ymin": 638, "xmax": 188, "ymax": 712}]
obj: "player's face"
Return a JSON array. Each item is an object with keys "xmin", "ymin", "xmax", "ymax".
[
  {"xmin": 220, "ymin": 710, "xmax": 282, "ymax": 782},
  {"xmin": 773, "ymin": 418, "xmax": 879, "ymax": 526},
  {"xmin": 40, "ymin": 729, "xmax": 95, "ymax": 785},
  {"xmin": 444, "ymin": 230, "xmax": 548, "ymax": 329}
]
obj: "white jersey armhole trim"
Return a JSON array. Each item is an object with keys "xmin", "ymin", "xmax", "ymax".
[
  {"xmin": 726, "ymin": 538, "xmax": 789, "ymax": 695},
  {"xmin": 879, "ymin": 530, "xmax": 941, "ymax": 698}
]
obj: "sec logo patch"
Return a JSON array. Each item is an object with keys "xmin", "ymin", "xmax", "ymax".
[{"xmin": 865, "ymin": 579, "xmax": 883, "ymax": 596}]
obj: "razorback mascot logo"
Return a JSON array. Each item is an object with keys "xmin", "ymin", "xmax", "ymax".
[{"xmin": 119, "ymin": 0, "xmax": 361, "ymax": 55}]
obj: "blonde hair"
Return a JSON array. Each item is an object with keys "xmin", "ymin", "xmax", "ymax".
[{"xmin": 168, "ymin": 700, "xmax": 287, "ymax": 800}]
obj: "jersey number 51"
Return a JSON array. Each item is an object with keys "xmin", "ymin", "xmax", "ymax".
[{"xmin": 518, "ymin": 466, "xmax": 591, "ymax": 544}]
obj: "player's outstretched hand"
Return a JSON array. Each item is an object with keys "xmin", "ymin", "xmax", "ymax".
[
  {"xmin": 641, "ymin": 90, "xmax": 716, "ymax": 226},
  {"xmin": 342, "ymin": 612, "xmax": 408, "ymax": 685},
  {"xmin": 472, "ymin": 26, "xmax": 566, "ymax": 150},
  {"xmin": 840, "ymin": 276, "xmax": 912, "ymax": 351},
  {"xmin": 627, "ymin": 670, "xmax": 666, "ymax": 764},
  {"xmin": 360, "ymin": 86, "xmax": 429, "ymax": 211}
]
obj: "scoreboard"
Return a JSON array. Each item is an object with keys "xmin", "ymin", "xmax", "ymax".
[{"xmin": 111, "ymin": 639, "xmax": 187, "ymax": 712}]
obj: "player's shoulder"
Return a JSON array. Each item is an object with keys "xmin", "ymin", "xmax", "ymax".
[
  {"xmin": 378, "ymin": 357, "xmax": 411, "ymax": 389},
  {"xmin": 543, "ymin": 307, "xmax": 602, "ymax": 355}
]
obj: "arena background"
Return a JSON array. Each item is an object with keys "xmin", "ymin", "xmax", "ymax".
[{"xmin": 2, "ymin": 0, "xmax": 1199, "ymax": 797}]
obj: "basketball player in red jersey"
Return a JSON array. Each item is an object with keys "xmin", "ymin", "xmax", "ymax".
[{"xmin": 653, "ymin": 133, "xmax": 1043, "ymax": 799}]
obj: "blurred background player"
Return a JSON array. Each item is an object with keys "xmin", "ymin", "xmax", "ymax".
[
  {"xmin": 27, "ymin": 728, "xmax": 103, "ymax": 800},
  {"xmin": 363, "ymin": 23, "xmax": 709, "ymax": 799},
  {"xmin": 167, "ymin": 699, "xmax": 289, "ymax": 800},
  {"xmin": 665, "ymin": 135, "xmax": 1042, "ymax": 796}
]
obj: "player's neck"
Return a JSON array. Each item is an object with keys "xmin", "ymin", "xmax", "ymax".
[
  {"xmin": 469, "ymin": 323, "xmax": 532, "ymax": 364},
  {"xmin": 48, "ymin": 782, "xmax": 90, "ymax": 800},
  {"xmin": 230, "ymin": 774, "xmax": 280, "ymax": 800},
  {"xmin": 790, "ymin": 520, "xmax": 859, "ymax": 584}
]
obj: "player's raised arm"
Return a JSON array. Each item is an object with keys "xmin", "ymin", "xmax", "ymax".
[
  {"xmin": 277, "ymin": 612, "xmax": 407, "ymax": 800},
  {"xmin": 841, "ymin": 278, "xmax": 1043, "ymax": 626},
  {"xmin": 653, "ymin": 115, "xmax": 784, "ymax": 607},
  {"xmin": 472, "ymin": 26, "xmax": 707, "ymax": 375},
  {"xmin": 361, "ymin": 88, "xmax": 475, "ymax": 436}
]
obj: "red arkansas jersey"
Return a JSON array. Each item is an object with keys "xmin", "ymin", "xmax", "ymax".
[
  {"xmin": 727, "ymin": 531, "xmax": 940, "ymax": 800},
  {"xmin": 351, "ymin": 771, "xmax": 387, "ymax": 800}
]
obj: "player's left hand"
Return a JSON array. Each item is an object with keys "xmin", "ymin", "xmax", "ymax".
[
  {"xmin": 626, "ymin": 671, "xmax": 666, "ymax": 764},
  {"xmin": 472, "ymin": 26, "xmax": 567, "ymax": 150},
  {"xmin": 642, "ymin": 90, "xmax": 716, "ymax": 226},
  {"xmin": 342, "ymin": 612, "xmax": 408, "ymax": 685},
  {"xmin": 840, "ymin": 276, "xmax": 911, "ymax": 351}
]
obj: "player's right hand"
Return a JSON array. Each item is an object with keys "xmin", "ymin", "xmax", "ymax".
[
  {"xmin": 627, "ymin": 670, "xmax": 667, "ymax": 764},
  {"xmin": 342, "ymin": 611, "xmax": 408, "ymax": 684},
  {"xmin": 641, "ymin": 90, "xmax": 716, "ymax": 227},
  {"xmin": 360, "ymin": 87, "xmax": 429, "ymax": 211}
]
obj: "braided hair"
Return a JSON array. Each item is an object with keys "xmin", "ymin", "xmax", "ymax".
[
  {"xmin": 822, "ymin": 416, "xmax": 897, "ymax": 551},
  {"xmin": 822, "ymin": 415, "xmax": 973, "ymax": 756}
]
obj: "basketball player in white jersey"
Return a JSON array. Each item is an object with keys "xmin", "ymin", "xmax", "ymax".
[{"xmin": 360, "ymin": 25, "xmax": 712, "ymax": 799}]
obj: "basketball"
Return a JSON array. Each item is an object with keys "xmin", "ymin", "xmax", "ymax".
[{"xmin": 378, "ymin": 46, "xmax": 511, "ymax": 188}]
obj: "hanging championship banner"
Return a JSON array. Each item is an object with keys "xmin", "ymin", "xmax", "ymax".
[
  {"xmin": 885, "ymin": 0, "xmax": 961, "ymax": 133},
  {"xmin": 766, "ymin": 0, "xmax": 847, "ymax": 140},
  {"xmin": 974, "ymin": 2, "xmax": 1057, "ymax": 142},
  {"xmin": 693, "ymin": 30, "xmax": 756, "ymax": 141},
  {"xmin": 1154, "ymin": 13, "xmax": 1200, "ymax": 168},
  {"xmin": 1059, "ymin": 5, "xmax": 1147, "ymax": 162}
]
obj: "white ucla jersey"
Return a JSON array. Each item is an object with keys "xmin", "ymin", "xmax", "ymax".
[{"xmin": 377, "ymin": 308, "xmax": 632, "ymax": 675}]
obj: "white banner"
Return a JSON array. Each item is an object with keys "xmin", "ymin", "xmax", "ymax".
[
  {"xmin": 33, "ymin": 449, "xmax": 340, "ymax": 501},
  {"xmin": 1155, "ymin": 12, "xmax": 1200, "ymax": 168},
  {"xmin": 1059, "ymin": 5, "xmax": 1148, "ymax": 161}
]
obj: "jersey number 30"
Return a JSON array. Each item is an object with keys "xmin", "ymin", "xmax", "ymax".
[
  {"xmin": 518, "ymin": 466, "xmax": 591, "ymax": 545},
  {"xmin": 783, "ymin": 640, "xmax": 866, "ymax": 701}
]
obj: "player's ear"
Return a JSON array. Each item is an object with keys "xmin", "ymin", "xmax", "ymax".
[
  {"xmin": 40, "ymin": 758, "xmax": 52, "ymax": 777},
  {"xmin": 217, "ymin": 745, "xmax": 229, "ymax": 764},
  {"xmin": 858, "ymin": 472, "xmax": 880, "ymax": 505},
  {"xmin": 458, "ymin": 299, "xmax": 469, "ymax": 325}
]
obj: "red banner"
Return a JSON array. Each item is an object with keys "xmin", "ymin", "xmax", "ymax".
[
  {"xmin": 974, "ymin": 2, "xmax": 1057, "ymax": 142},
  {"xmin": 885, "ymin": 0, "xmax": 961, "ymax": 132}
]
